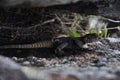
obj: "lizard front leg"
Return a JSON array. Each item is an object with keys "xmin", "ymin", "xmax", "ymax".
[
  {"xmin": 52, "ymin": 37, "xmax": 70, "ymax": 54},
  {"xmin": 55, "ymin": 42, "xmax": 68, "ymax": 54}
]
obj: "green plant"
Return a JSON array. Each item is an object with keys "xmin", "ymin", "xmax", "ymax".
[
  {"xmin": 86, "ymin": 27, "xmax": 109, "ymax": 38},
  {"xmin": 68, "ymin": 27, "xmax": 81, "ymax": 37},
  {"xmin": 117, "ymin": 26, "xmax": 120, "ymax": 31},
  {"xmin": 63, "ymin": 14, "xmax": 111, "ymax": 38},
  {"xmin": 101, "ymin": 27, "xmax": 109, "ymax": 38},
  {"xmin": 66, "ymin": 15, "xmax": 82, "ymax": 38}
]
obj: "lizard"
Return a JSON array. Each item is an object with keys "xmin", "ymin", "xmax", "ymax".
[{"xmin": 0, "ymin": 33, "xmax": 100, "ymax": 53}]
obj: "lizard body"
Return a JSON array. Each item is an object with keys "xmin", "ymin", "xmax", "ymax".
[{"xmin": 0, "ymin": 34, "xmax": 100, "ymax": 49}]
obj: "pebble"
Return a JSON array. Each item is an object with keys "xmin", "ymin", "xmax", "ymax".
[{"xmin": 22, "ymin": 61, "xmax": 30, "ymax": 65}]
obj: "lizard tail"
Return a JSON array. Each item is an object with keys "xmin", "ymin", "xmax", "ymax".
[{"xmin": 0, "ymin": 40, "xmax": 53, "ymax": 49}]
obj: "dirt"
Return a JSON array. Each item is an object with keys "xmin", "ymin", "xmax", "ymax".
[{"xmin": 0, "ymin": 8, "xmax": 65, "ymax": 45}]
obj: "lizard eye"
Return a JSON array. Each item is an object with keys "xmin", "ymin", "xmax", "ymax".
[{"xmin": 52, "ymin": 38, "xmax": 63, "ymax": 47}]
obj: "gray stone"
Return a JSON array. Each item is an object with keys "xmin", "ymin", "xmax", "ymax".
[
  {"xmin": 0, "ymin": 0, "xmax": 80, "ymax": 7},
  {"xmin": 0, "ymin": 56, "xmax": 29, "ymax": 80},
  {"xmin": 0, "ymin": 0, "xmax": 120, "ymax": 20}
]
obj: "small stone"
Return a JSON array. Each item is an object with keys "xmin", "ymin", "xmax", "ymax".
[
  {"xmin": 62, "ymin": 59, "xmax": 68, "ymax": 64},
  {"xmin": 22, "ymin": 61, "xmax": 30, "ymax": 65},
  {"xmin": 12, "ymin": 57, "xmax": 18, "ymax": 61}
]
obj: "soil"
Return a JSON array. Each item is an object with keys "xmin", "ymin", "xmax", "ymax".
[{"xmin": 0, "ymin": 8, "xmax": 64, "ymax": 45}]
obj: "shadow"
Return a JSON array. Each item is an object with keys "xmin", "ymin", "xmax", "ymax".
[{"xmin": 0, "ymin": 48, "xmax": 92, "ymax": 58}]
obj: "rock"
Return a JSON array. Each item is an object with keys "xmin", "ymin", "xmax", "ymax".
[
  {"xmin": 87, "ymin": 37, "xmax": 120, "ymax": 66},
  {"xmin": 0, "ymin": 56, "xmax": 29, "ymax": 80},
  {"xmin": 0, "ymin": 0, "xmax": 80, "ymax": 7},
  {"xmin": 57, "ymin": 0, "xmax": 120, "ymax": 20},
  {"xmin": 21, "ymin": 67, "xmax": 120, "ymax": 80},
  {"xmin": 0, "ymin": 0, "xmax": 120, "ymax": 20}
]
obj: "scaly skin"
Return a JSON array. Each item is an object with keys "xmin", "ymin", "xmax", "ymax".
[
  {"xmin": 0, "ymin": 40, "xmax": 53, "ymax": 49},
  {"xmin": 0, "ymin": 34, "xmax": 100, "ymax": 49}
]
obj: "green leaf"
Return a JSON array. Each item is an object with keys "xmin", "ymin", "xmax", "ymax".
[{"xmin": 68, "ymin": 27, "xmax": 81, "ymax": 37}]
